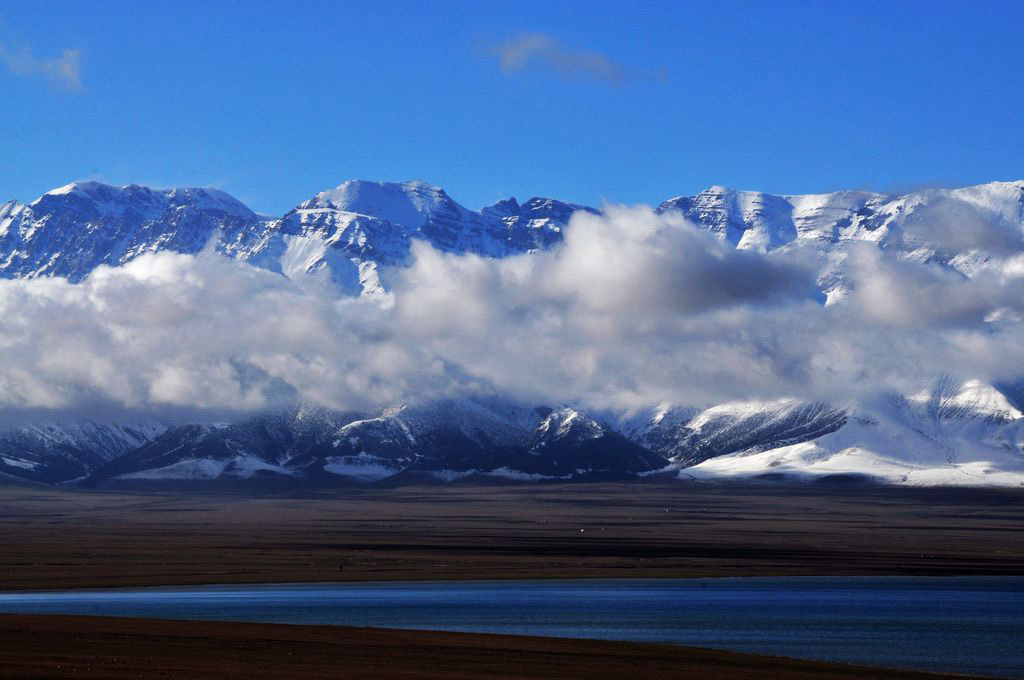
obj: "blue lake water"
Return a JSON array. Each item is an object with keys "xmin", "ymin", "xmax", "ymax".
[{"xmin": 0, "ymin": 577, "xmax": 1021, "ymax": 678}]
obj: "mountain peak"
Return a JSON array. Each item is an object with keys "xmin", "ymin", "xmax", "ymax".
[
  {"xmin": 2, "ymin": 181, "xmax": 259, "ymax": 282},
  {"xmin": 298, "ymin": 179, "xmax": 457, "ymax": 227},
  {"xmin": 31, "ymin": 181, "xmax": 255, "ymax": 220},
  {"xmin": 43, "ymin": 180, "xmax": 111, "ymax": 197}
]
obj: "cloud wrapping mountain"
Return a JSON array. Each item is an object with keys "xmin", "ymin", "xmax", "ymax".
[
  {"xmin": 0, "ymin": 198, "xmax": 1022, "ymax": 420},
  {"xmin": 1, "ymin": 178, "xmax": 1023, "ymax": 486}
]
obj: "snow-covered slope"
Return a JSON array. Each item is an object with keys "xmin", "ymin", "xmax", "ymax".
[
  {"xmin": 623, "ymin": 400, "xmax": 848, "ymax": 467},
  {"xmin": 681, "ymin": 378, "xmax": 1024, "ymax": 487}
]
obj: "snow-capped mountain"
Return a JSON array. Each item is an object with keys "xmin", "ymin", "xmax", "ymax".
[
  {"xmin": 523, "ymin": 407, "xmax": 667, "ymax": 480},
  {"xmin": 622, "ymin": 400, "xmax": 848, "ymax": 467},
  {"xmin": 611, "ymin": 374, "xmax": 1024, "ymax": 488},
  {"xmin": 21, "ymin": 379, "xmax": 1022, "ymax": 488},
  {"xmin": 2, "ymin": 177, "xmax": 1024, "ymax": 488},
  {"xmin": 0, "ymin": 419, "xmax": 166, "ymax": 485},
  {"xmin": 657, "ymin": 181, "xmax": 1024, "ymax": 302},
  {"xmin": 0, "ymin": 182, "xmax": 261, "ymax": 281},
  {"xmin": 682, "ymin": 378, "xmax": 1024, "ymax": 487},
  {"xmin": 657, "ymin": 181, "xmax": 1024, "ymax": 255},
  {"xmin": 83, "ymin": 401, "xmax": 666, "ymax": 486},
  {"xmin": 6, "ymin": 177, "xmax": 1020, "ymax": 300},
  {"xmin": 229, "ymin": 179, "xmax": 598, "ymax": 296},
  {"xmin": 1, "ymin": 179, "xmax": 592, "ymax": 297}
]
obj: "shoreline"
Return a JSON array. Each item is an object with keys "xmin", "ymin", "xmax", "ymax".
[
  {"xmin": 2, "ymin": 572, "xmax": 1021, "ymax": 595},
  {"xmin": 0, "ymin": 613, "xmax": 995, "ymax": 680}
]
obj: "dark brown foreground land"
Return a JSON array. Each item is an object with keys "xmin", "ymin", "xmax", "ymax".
[
  {"xmin": 0, "ymin": 480, "xmax": 1022, "ymax": 589},
  {"xmin": 0, "ymin": 481, "xmax": 1021, "ymax": 679},
  {"xmin": 0, "ymin": 614, "xmax": 991, "ymax": 680}
]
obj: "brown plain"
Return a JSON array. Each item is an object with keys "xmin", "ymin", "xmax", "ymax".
[
  {"xmin": 0, "ymin": 480, "xmax": 1021, "ymax": 589},
  {"xmin": 0, "ymin": 480, "xmax": 1021, "ymax": 679}
]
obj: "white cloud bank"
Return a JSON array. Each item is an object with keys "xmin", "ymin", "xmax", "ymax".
[{"xmin": 0, "ymin": 204, "xmax": 1023, "ymax": 424}]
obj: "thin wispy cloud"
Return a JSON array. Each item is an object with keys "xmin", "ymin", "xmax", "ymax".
[
  {"xmin": 0, "ymin": 43, "xmax": 82, "ymax": 90},
  {"xmin": 490, "ymin": 32, "xmax": 631, "ymax": 85}
]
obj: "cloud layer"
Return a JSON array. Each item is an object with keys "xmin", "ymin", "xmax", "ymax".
[
  {"xmin": 490, "ymin": 32, "xmax": 630, "ymax": 84},
  {"xmin": 0, "ymin": 203, "xmax": 1022, "ymax": 425},
  {"xmin": 0, "ymin": 43, "xmax": 82, "ymax": 90}
]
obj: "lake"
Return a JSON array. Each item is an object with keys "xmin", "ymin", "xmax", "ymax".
[{"xmin": 0, "ymin": 577, "xmax": 1021, "ymax": 678}]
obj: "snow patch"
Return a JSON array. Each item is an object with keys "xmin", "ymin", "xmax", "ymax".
[
  {"xmin": 1, "ymin": 457, "xmax": 38, "ymax": 470},
  {"xmin": 117, "ymin": 455, "xmax": 295, "ymax": 481},
  {"xmin": 483, "ymin": 466, "xmax": 572, "ymax": 482},
  {"xmin": 323, "ymin": 454, "xmax": 398, "ymax": 482},
  {"xmin": 429, "ymin": 469, "xmax": 477, "ymax": 482}
]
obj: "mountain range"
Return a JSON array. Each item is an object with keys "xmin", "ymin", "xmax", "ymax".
[{"xmin": 1, "ymin": 178, "xmax": 1023, "ymax": 488}]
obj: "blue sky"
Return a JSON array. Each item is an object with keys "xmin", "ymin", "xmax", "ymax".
[{"xmin": 1, "ymin": 0, "xmax": 1022, "ymax": 214}]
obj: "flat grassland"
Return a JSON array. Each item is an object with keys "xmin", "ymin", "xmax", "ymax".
[{"xmin": 0, "ymin": 480, "xmax": 1021, "ymax": 589}]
